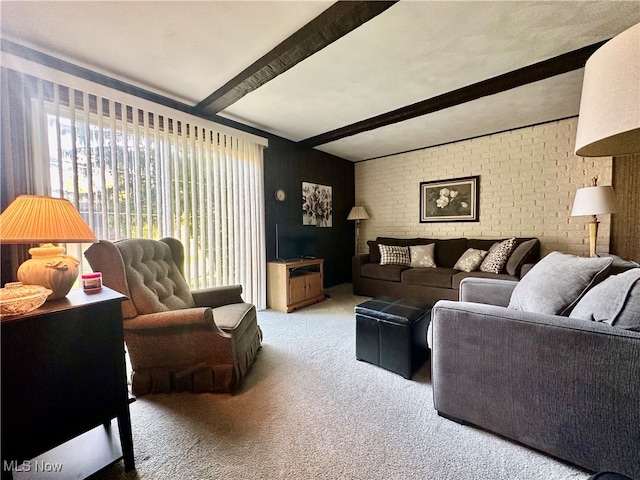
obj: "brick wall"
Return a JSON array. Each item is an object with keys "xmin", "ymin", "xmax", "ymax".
[{"xmin": 354, "ymin": 118, "xmax": 613, "ymax": 257}]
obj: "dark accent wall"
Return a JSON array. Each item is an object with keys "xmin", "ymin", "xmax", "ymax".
[
  {"xmin": 611, "ymin": 154, "xmax": 640, "ymax": 263},
  {"xmin": 263, "ymin": 136, "xmax": 355, "ymax": 287}
]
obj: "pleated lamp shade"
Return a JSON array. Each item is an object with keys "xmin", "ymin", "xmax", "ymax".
[
  {"xmin": 0, "ymin": 195, "xmax": 96, "ymax": 244},
  {"xmin": 0, "ymin": 195, "xmax": 96, "ymax": 300},
  {"xmin": 347, "ymin": 206, "xmax": 370, "ymax": 221},
  {"xmin": 575, "ymin": 23, "xmax": 640, "ymax": 157}
]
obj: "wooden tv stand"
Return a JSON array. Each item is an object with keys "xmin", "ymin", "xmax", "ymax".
[{"xmin": 267, "ymin": 258, "xmax": 325, "ymax": 313}]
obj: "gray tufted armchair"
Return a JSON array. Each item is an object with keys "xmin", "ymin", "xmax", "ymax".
[{"xmin": 84, "ymin": 237, "xmax": 262, "ymax": 395}]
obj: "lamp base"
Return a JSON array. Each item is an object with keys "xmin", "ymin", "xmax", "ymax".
[
  {"xmin": 17, "ymin": 244, "xmax": 80, "ymax": 300},
  {"xmin": 588, "ymin": 221, "xmax": 599, "ymax": 257}
]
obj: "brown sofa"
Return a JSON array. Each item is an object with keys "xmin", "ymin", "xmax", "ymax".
[{"xmin": 352, "ymin": 237, "xmax": 540, "ymax": 305}]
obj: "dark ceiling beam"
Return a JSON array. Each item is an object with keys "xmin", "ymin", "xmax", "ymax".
[
  {"xmin": 298, "ymin": 40, "xmax": 608, "ymax": 149},
  {"xmin": 195, "ymin": 0, "xmax": 398, "ymax": 115}
]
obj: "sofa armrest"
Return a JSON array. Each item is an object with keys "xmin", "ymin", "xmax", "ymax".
[
  {"xmin": 192, "ymin": 285, "xmax": 244, "ymax": 308},
  {"xmin": 352, "ymin": 254, "xmax": 371, "ymax": 295},
  {"xmin": 353, "ymin": 253, "xmax": 371, "ymax": 268},
  {"xmin": 458, "ymin": 277, "xmax": 517, "ymax": 306},
  {"xmin": 430, "ymin": 300, "xmax": 640, "ymax": 477}
]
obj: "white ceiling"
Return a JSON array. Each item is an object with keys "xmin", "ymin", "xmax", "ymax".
[{"xmin": 2, "ymin": 1, "xmax": 639, "ymax": 162}]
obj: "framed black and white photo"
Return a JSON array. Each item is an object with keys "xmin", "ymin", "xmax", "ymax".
[
  {"xmin": 302, "ymin": 182, "xmax": 332, "ymax": 227},
  {"xmin": 420, "ymin": 176, "xmax": 479, "ymax": 222}
]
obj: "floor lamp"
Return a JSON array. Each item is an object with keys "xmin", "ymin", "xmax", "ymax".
[
  {"xmin": 347, "ymin": 206, "xmax": 369, "ymax": 255},
  {"xmin": 574, "ymin": 22, "xmax": 639, "ymax": 157}
]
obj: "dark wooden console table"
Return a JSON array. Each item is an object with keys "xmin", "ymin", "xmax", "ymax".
[{"xmin": 1, "ymin": 287, "xmax": 134, "ymax": 479}]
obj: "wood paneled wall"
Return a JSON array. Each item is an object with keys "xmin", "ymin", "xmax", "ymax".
[{"xmin": 611, "ymin": 154, "xmax": 640, "ymax": 263}]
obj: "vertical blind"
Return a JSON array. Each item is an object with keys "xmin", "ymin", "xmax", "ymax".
[{"xmin": 25, "ymin": 74, "xmax": 267, "ymax": 308}]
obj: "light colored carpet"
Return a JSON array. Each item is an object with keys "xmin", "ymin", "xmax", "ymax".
[{"xmin": 95, "ymin": 284, "xmax": 591, "ymax": 480}]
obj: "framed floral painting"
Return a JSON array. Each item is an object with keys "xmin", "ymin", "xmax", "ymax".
[
  {"xmin": 419, "ymin": 176, "xmax": 479, "ymax": 222},
  {"xmin": 302, "ymin": 182, "xmax": 332, "ymax": 227}
]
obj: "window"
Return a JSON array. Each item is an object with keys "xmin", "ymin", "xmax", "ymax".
[{"xmin": 29, "ymin": 79, "xmax": 267, "ymax": 308}]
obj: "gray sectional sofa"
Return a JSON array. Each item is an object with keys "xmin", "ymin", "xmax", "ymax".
[
  {"xmin": 430, "ymin": 253, "xmax": 640, "ymax": 478},
  {"xmin": 352, "ymin": 236, "xmax": 540, "ymax": 305}
]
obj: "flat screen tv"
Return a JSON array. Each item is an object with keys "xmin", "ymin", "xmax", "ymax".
[{"xmin": 275, "ymin": 224, "xmax": 317, "ymax": 261}]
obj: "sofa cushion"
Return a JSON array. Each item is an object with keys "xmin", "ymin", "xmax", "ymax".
[
  {"xmin": 361, "ymin": 263, "xmax": 409, "ymax": 282},
  {"xmin": 433, "ymin": 238, "xmax": 468, "ymax": 268},
  {"xmin": 453, "ymin": 248, "xmax": 487, "ymax": 272},
  {"xmin": 379, "ymin": 244, "xmax": 411, "ymax": 266},
  {"xmin": 506, "ymin": 239, "xmax": 540, "ymax": 276},
  {"xmin": 480, "ymin": 238, "xmax": 516, "ymax": 274},
  {"xmin": 570, "ymin": 268, "xmax": 640, "ymax": 331},
  {"xmin": 508, "ymin": 251, "xmax": 613, "ymax": 316},
  {"xmin": 401, "ymin": 267, "xmax": 457, "ymax": 289},
  {"xmin": 409, "ymin": 243, "xmax": 436, "ymax": 268}
]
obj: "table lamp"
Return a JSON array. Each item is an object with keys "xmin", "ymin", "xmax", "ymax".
[
  {"xmin": 571, "ymin": 178, "xmax": 617, "ymax": 257},
  {"xmin": 347, "ymin": 206, "xmax": 370, "ymax": 255},
  {"xmin": 0, "ymin": 195, "xmax": 97, "ymax": 300}
]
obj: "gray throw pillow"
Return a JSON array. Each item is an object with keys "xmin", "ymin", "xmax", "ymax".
[
  {"xmin": 508, "ymin": 251, "xmax": 613, "ymax": 316},
  {"xmin": 570, "ymin": 268, "xmax": 640, "ymax": 331},
  {"xmin": 506, "ymin": 239, "xmax": 539, "ymax": 276}
]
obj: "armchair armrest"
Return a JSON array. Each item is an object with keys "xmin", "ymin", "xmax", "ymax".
[
  {"xmin": 458, "ymin": 277, "xmax": 518, "ymax": 306},
  {"xmin": 431, "ymin": 300, "xmax": 640, "ymax": 477},
  {"xmin": 192, "ymin": 285, "xmax": 243, "ymax": 308},
  {"xmin": 124, "ymin": 307, "xmax": 230, "ymax": 337}
]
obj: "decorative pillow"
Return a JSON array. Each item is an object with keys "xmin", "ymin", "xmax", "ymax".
[
  {"xmin": 409, "ymin": 244, "xmax": 436, "ymax": 268},
  {"xmin": 506, "ymin": 239, "xmax": 539, "ymax": 276},
  {"xmin": 453, "ymin": 248, "xmax": 488, "ymax": 272},
  {"xmin": 570, "ymin": 268, "xmax": 640, "ymax": 331},
  {"xmin": 508, "ymin": 251, "xmax": 613, "ymax": 316},
  {"xmin": 479, "ymin": 238, "xmax": 516, "ymax": 274},
  {"xmin": 378, "ymin": 244, "xmax": 410, "ymax": 266}
]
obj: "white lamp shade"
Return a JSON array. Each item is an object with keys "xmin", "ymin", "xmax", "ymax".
[
  {"xmin": 347, "ymin": 206, "xmax": 370, "ymax": 221},
  {"xmin": 575, "ymin": 23, "xmax": 640, "ymax": 157},
  {"xmin": 571, "ymin": 186, "xmax": 617, "ymax": 216}
]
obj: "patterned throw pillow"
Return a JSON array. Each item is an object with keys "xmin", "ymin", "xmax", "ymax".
[
  {"xmin": 479, "ymin": 237, "xmax": 516, "ymax": 274},
  {"xmin": 409, "ymin": 244, "xmax": 436, "ymax": 268},
  {"xmin": 378, "ymin": 244, "xmax": 410, "ymax": 266},
  {"xmin": 453, "ymin": 248, "xmax": 488, "ymax": 272}
]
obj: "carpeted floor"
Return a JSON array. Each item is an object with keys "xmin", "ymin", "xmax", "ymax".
[{"xmin": 94, "ymin": 283, "xmax": 591, "ymax": 480}]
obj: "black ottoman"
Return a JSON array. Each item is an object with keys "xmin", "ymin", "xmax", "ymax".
[{"xmin": 355, "ymin": 296, "xmax": 432, "ymax": 379}]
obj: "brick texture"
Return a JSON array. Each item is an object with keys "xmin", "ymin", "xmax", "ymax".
[{"xmin": 355, "ymin": 118, "xmax": 613, "ymax": 258}]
